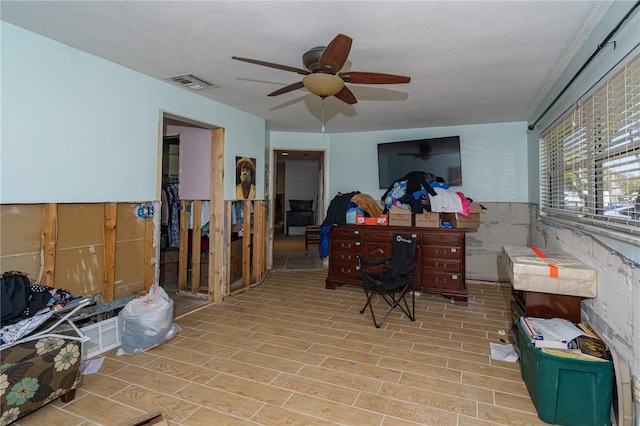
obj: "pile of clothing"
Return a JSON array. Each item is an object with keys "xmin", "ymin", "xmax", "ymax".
[
  {"xmin": 382, "ymin": 171, "xmax": 472, "ymax": 217},
  {"xmin": 318, "ymin": 191, "xmax": 383, "ymax": 258},
  {"xmin": 1, "ymin": 271, "xmax": 78, "ymax": 345}
]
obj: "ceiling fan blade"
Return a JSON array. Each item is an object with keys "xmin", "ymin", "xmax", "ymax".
[
  {"xmin": 232, "ymin": 56, "xmax": 310, "ymax": 75},
  {"xmin": 334, "ymin": 86, "xmax": 357, "ymax": 105},
  {"xmin": 339, "ymin": 72, "xmax": 410, "ymax": 84},
  {"xmin": 268, "ymin": 81, "xmax": 305, "ymax": 97},
  {"xmin": 319, "ymin": 34, "xmax": 352, "ymax": 74}
]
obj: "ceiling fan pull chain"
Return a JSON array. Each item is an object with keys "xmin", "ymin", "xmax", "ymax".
[{"xmin": 321, "ymin": 98, "xmax": 326, "ymax": 133}]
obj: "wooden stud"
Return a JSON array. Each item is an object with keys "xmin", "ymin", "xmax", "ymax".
[
  {"xmin": 103, "ymin": 202, "xmax": 117, "ymax": 302},
  {"xmin": 209, "ymin": 128, "xmax": 225, "ymax": 302},
  {"xmin": 242, "ymin": 200, "xmax": 251, "ymax": 287},
  {"xmin": 191, "ymin": 200, "xmax": 202, "ymax": 294},
  {"xmin": 144, "ymin": 212, "xmax": 155, "ymax": 290},
  {"xmin": 252, "ymin": 200, "xmax": 265, "ymax": 282},
  {"xmin": 225, "ymin": 201, "xmax": 232, "ymax": 294},
  {"xmin": 258, "ymin": 201, "xmax": 267, "ymax": 281},
  {"xmin": 178, "ymin": 200, "xmax": 189, "ymax": 292},
  {"xmin": 40, "ymin": 203, "xmax": 57, "ymax": 287}
]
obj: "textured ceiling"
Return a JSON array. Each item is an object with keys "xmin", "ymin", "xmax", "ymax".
[{"xmin": 1, "ymin": 1, "xmax": 614, "ymax": 133}]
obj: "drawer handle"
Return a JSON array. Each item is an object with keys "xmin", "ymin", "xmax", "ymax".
[
  {"xmin": 340, "ymin": 268, "xmax": 352, "ymax": 273},
  {"xmin": 434, "ymin": 277, "xmax": 447, "ymax": 284},
  {"xmin": 341, "ymin": 254, "xmax": 352, "ymax": 260},
  {"xmin": 435, "ymin": 262, "xmax": 447, "ymax": 268}
]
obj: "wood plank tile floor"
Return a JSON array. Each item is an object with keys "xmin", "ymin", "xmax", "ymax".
[{"xmin": 14, "ymin": 271, "xmax": 548, "ymax": 425}]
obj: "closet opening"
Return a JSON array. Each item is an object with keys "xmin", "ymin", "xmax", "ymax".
[{"xmin": 160, "ymin": 114, "xmax": 224, "ymax": 315}]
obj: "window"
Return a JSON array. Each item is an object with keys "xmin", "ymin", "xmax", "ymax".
[{"xmin": 540, "ymin": 53, "xmax": 640, "ymax": 234}]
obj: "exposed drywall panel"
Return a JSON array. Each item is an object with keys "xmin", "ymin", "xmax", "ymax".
[
  {"xmin": 116, "ymin": 203, "xmax": 146, "ymax": 240},
  {"xmin": 0, "ymin": 204, "xmax": 42, "ymax": 258},
  {"xmin": 115, "ymin": 239, "xmax": 145, "ymax": 299},
  {"xmin": 465, "ymin": 202, "xmax": 532, "ymax": 281},
  {"xmin": 532, "ymin": 217, "xmax": 639, "ymax": 406},
  {"xmin": 54, "ymin": 204, "xmax": 105, "ymax": 295},
  {"xmin": 114, "ymin": 203, "xmax": 146, "ymax": 298},
  {"xmin": 55, "ymin": 244, "xmax": 104, "ymax": 296},
  {"xmin": 0, "ymin": 204, "xmax": 41, "ymax": 276},
  {"xmin": 56, "ymin": 204, "xmax": 104, "ymax": 249}
]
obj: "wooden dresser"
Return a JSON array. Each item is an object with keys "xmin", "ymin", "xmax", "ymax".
[{"xmin": 325, "ymin": 225, "xmax": 468, "ymax": 305}]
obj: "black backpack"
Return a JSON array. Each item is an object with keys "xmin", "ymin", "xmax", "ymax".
[{"xmin": 1, "ymin": 271, "xmax": 30, "ymax": 327}]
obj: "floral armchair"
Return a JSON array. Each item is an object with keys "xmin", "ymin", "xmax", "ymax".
[{"xmin": 1, "ymin": 299, "xmax": 88, "ymax": 425}]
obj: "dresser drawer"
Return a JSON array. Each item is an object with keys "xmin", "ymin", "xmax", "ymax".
[
  {"xmin": 329, "ymin": 264, "xmax": 360, "ymax": 282},
  {"xmin": 330, "ymin": 250, "xmax": 359, "ymax": 264},
  {"xmin": 331, "ymin": 239, "xmax": 362, "ymax": 251},
  {"xmin": 421, "ymin": 232, "xmax": 462, "ymax": 246},
  {"xmin": 421, "ymin": 271, "xmax": 464, "ymax": 291},
  {"xmin": 422, "ymin": 259, "xmax": 461, "ymax": 273},
  {"xmin": 421, "ymin": 246, "xmax": 462, "ymax": 259},
  {"xmin": 331, "ymin": 227, "xmax": 363, "ymax": 239}
]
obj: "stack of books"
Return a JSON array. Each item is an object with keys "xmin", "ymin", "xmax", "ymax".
[{"xmin": 520, "ymin": 316, "xmax": 611, "ymax": 362}]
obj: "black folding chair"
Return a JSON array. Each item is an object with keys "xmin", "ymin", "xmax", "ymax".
[{"xmin": 357, "ymin": 233, "xmax": 416, "ymax": 328}]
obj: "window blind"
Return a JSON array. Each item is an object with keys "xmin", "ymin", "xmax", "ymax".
[{"xmin": 540, "ymin": 53, "xmax": 640, "ymax": 234}]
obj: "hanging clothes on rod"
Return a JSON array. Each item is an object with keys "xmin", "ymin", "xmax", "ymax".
[{"xmin": 162, "ymin": 177, "xmax": 180, "ymax": 248}]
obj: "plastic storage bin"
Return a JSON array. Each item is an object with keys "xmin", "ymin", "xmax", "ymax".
[{"xmin": 516, "ymin": 318, "xmax": 613, "ymax": 426}]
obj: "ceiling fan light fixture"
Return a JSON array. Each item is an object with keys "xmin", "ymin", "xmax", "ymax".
[{"xmin": 302, "ymin": 73, "xmax": 344, "ymax": 97}]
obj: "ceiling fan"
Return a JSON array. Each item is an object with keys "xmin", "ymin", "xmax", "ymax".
[{"xmin": 232, "ymin": 34, "xmax": 411, "ymax": 105}]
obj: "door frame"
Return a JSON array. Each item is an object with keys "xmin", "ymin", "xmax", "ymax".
[{"xmin": 160, "ymin": 113, "xmax": 225, "ymax": 302}]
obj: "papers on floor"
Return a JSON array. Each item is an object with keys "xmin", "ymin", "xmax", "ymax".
[
  {"xmin": 80, "ymin": 356, "xmax": 105, "ymax": 375},
  {"xmin": 490, "ymin": 342, "xmax": 519, "ymax": 362}
]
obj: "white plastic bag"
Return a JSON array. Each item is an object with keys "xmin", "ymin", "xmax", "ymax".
[{"xmin": 117, "ymin": 285, "xmax": 180, "ymax": 355}]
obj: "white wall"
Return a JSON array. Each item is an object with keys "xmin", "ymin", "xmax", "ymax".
[
  {"xmin": 271, "ymin": 122, "xmax": 528, "ymax": 221},
  {"xmin": 284, "ymin": 161, "xmax": 319, "ymax": 209},
  {"xmin": 328, "ymin": 122, "xmax": 528, "ymax": 203},
  {"xmin": 166, "ymin": 126, "xmax": 212, "ymax": 200},
  {"xmin": 1, "ymin": 22, "xmax": 267, "ymax": 203}
]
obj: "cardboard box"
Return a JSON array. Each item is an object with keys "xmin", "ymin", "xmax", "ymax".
[
  {"xmin": 356, "ymin": 214, "xmax": 388, "ymax": 225},
  {"xmin": 388, "ymin": 205, "xmax": 413, "ymax": 227},
  {"xmin": 415, "ymin": 211, "xmax": 440, "ymax": 228},
  {"xmin": 441, "ymin": 212, "xmax": 480, "ymax": 228},
  {"xmin": 502, "ymin": 245, "xmax": 597, "ymax": 297},
  {"xmin": 441, "ymin": 203, "xmax": 487, "ymax": 228}
]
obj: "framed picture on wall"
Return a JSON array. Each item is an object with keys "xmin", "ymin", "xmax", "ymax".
[{"xmin": 235, "ymin": 156, "xmax": 256, "ymax": 199}]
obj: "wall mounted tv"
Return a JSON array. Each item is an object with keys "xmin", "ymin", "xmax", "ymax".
[{"xmin": 377, "ymin": 136, "xmax": 462, "ymax": 189}]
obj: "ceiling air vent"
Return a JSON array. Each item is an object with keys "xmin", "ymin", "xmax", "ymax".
[{"xmin": 168, "ymin": 74, "xmax": 218, "ymax": 91}]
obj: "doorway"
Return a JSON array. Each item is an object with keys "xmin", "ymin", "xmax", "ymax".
[
  {"xmin": 272, "ymin": 149, "xmax": 325, "ymax": 271},
  {"xmin": 160, "ymin": 114, "xmax": 225, "ymax": 314}
]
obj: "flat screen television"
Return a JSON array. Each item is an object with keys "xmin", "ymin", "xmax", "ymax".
[{"xmin": 377, "ymin": 136, "xmax": 462, "ymax": 189}]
